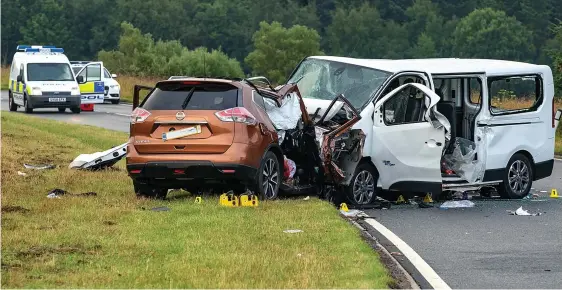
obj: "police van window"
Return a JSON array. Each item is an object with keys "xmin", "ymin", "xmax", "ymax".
[
  {"xmin": 19, "ymin": 65, "xmax": 24, "ymax": 80},
  {"xmin": 104, "ymin": 69, "xmax": 111, "ymax": 78},
  {"xmin": 78, "ymin": 64, "xmax": 102, "ymax": 82},
  {"xmin": 488, "ymin": 75, "xmax": 542, "ymax": 115},
  {"xmin": 72, "ymin": 66, "xmax": 83, "ymax": 75},
  {"xmin": 27, "ymin": 63, "xmax": 74, "ymax": 82}
]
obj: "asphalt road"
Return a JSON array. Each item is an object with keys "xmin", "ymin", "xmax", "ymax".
[
  {"xmin": 2, "ymin": 89, "xmax": 561, "ymax": 289},
  {"xmin": 364, "ymin": 171, "xmax": 562, "ymax": 289},
  {"xmin": 1, "ymin": 90, "xmax": 132, "ymax": 132}
]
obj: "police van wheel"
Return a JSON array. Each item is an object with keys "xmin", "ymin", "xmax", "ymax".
[
  {"xmin": 111, "ymin": 99, "xmax": 120, "ymax": 104},
  {"xmin": 71, "ymin": 107, "xmax": 81, "ymax": 114},
  {"xmin": 24, "ymin": 97, "xmax": 33, "ymax": 113},
  {"xmin": 8, "ymin": 93, "xmax": 17, "ymax": 111},
  {"xmin": 58, "ymin": 107, "xmax": 66, "ymax": 113}
]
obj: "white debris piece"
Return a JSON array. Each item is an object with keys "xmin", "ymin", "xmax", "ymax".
[
  {"xmin": 283, "ymin": 229, "xmax": 303, "ymax": 234},
  {"xmin": 69, "ymin": 142, "xmax": 128, "ymax": 170},
  {"xmin": 440, "ymin": 200, "xmax": 475, "ymax": 209},
  {"xmin": 508, "ymin": 206, "xmax": 543, "ymax": 216}
]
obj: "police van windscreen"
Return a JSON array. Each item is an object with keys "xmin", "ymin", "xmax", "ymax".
[{"xmin": 27, "ymin": 63, "xmax": 75, "ymax": 82}]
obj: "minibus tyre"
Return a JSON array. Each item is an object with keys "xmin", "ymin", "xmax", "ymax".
[
  {"xmin": 71, "ymin": 106, "xmax": 81, "ymax": 114},
  {"xmin": 134, "ymin": 182, "xmax": 167, "ymax": 199},
  {"xmin": 345, "ymin": 162, "xmax": 378, "ymax": 205},
  {"xmin": 497, "ymin": 153, "xmax": 533, "ymax": 199},
  {"xmin": 8, "ymin": 92, "xmax": 17, "ymax": 111},
  {"xmin": 58, "ymin": 107, "xmax": 66, "ymax": 113},
  {"xmin": 24, "ymin": 95, "xmax": 33, "ymax": 113}
]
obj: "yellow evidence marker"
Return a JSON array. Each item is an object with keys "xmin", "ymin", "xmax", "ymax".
[
  {"xmin": 195, "ymin": 196, "xmax": 202, "ymax": 204},
  {"xmin": 423, "ymin": 193, "xmax": 434, "ymax": 203},
  {"xmin": 240, "ymin": 194, "xmax": 259, "ymax": 207},
  {"xmin": 550, "ymin": 189, "xmax": 559, "ymax": 198},
  {"xmin": 339, "ymin": 203, "xmax": 349, "ymax": 212},
  {"xmin": 219, "ymin": 192, "xmax": 239, "ymax": 207}
]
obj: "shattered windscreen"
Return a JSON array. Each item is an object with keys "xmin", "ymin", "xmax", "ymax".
[{"xmin": 286, "ymin": 58, "xmax": 391, "ymax": 109}]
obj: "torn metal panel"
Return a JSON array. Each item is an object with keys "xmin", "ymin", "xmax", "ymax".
[{"xmin": 69, "ymin": 142, "xmax": 128, "ymax": 170}]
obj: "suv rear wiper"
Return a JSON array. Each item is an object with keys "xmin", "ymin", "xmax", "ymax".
[{"xmin": 181, "ymin": 87, "xmax": 196, "ymax": 110}]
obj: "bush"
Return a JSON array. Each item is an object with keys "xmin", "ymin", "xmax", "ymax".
[{"xmin": 98, "ymin": 22, "xmax": 244, "ymax": 78}]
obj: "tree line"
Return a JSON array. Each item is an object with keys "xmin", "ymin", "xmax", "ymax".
[{"xmin": 2, "ymin": 0, "xmax": 562, "ymax": 91}]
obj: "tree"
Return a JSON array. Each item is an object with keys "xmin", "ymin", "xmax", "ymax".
[
  {"xmin": 546, "ymin": 22, "xmax": 562, "ymax": 96},
  {"xmin": 99, "ymin": 22, "xmax": 244, "ymax": 78},
  {"xmin": 408, "ymin": 33, "xmax": 438, "ymax": 58},
  {"xmin": 326, "ymin": 3, "xmax": 408, "ymax": 59},
  {"xmin": 245, "ymin": 21, "xmax": 323, "ymax": 84},
  {"xmin": 452, "ymin": 8, "xmax": 534, "ymax": 61}
]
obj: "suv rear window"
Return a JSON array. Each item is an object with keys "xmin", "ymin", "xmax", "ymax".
[{"xmin": 141, "ymin": 82, "xmax": 239, "ymax": 110}]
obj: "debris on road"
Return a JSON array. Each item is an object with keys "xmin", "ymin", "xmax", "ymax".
[
  {"xmin": 17, "ymin": 171, "xmax": 27, "ymax": 176},
  {"xmin": 440, "ymin": 200, "xmax": 475, "ymax": 209},
  {"xmin": 69, "ymin": 142, "xmax": 128, "ymax": 170},
  {"xmin": 418, "ymin": 202, "xmax": 433, "ymax": 208},
  {"xmin": 303, "ymin": 196, "xmax": 310, "ymax": 201},
  {"xmin": 283, "ymin": 229, "xmax": 303, "ymax": 234},
  {"xmin": 340, "ymin": 209, "xmax": 362, "ymax": 217},
  {"xmin": 46, "ymin": 189, "xmax": 97, "ymax": 198},
  {"xmin": 47, "ymin": 188, "xmax": 69, "ymax": 198},
  {"xmin": 507, "ymin": 206, "xmax": 543, "ymax": 216},
  {"xmin": 24, "ymin": 163, "xmax": 55, "ymax": 170},
  {"xmin": 151, "ymin": 206, "xmax": 170, "ymax": 212}
]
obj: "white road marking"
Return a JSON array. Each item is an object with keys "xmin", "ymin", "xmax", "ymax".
[
  {"xmin": 114, "ymin": 113, "xmax": 130, "ymax": 117},
  {"xmin": 362, "ymin": 217, "xmax": 451, "ymax": 290}
]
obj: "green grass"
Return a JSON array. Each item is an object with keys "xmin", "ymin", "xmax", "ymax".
[{"xmin": 1, "ymin": 112, "xmax": 391, "ymax": 288}]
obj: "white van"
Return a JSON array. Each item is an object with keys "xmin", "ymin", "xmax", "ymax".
[
  {"xmin": 8, "ymin": 45, "xmax": 105, "ymax": 113},
  {"xmin": 286, "ymin": 56, "xmax": 561, "ymax": 203}
]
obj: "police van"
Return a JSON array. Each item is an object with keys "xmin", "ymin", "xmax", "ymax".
[{"xmin": 8, "ymin": 45, "xmax": 105, "ymax": 113}]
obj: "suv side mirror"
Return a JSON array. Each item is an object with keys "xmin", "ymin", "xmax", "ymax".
[
  {"xmin": 16, "ymin": 75, "xmax": 22, "ymax": 82},
  {"xmin": 111, "ymin": 74, "xmax": 117, "ymax": 78},
  {"xmin": 76, "ymin": 75, "xmax": 84, "ymax": 83}
]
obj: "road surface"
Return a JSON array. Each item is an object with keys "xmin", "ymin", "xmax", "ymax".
[{"xmin": 2, "ymin": 89, "xmax": 561, "ymax": 289}]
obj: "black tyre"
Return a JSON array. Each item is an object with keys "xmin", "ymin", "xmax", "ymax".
[
  {"xmin": 496, "ymin": 153, "xmax": 533, "ymax": 199},
  {"xmin": 256, "ymin": 151, "xmax": 281, "ymax": 200},
  {"xmin": 24, "ymin": 95, "xmax": 33, "ymax": 113},
  {"xmin": 345, "ymin": 162, "xmax": 378, "ymax": 205},
  {"xmin": 71, "ymin": 106, "xmax": 81, "ymax": 114},
  {"xmin": 58, "ymin": 107, "xmax": 66, "ymax": 113},
  {"xmin": 111, "ymin": 99, "xmax": 120, "ymax": 104},
  {"xmin": 8, "ymin": 92, "xmax": 17, "ymax": 111},
  {"xmin": 134, "ymin": 182, "xmax": 168, "ymax": 199}
]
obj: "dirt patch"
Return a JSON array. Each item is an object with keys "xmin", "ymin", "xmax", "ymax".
[
  {"xmin": 2, "ymin": 205, "xmax": 30, "ymax": 213},
  {"xmin": 16, "ymin": 244, "xmax": 102, "ymax": 258},
  {"xmin": 103, "ymin": 221, "xmax": 117, "ymax": 226}
]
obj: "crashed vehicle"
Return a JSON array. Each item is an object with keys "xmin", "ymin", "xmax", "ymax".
[
  {"xmin": 126, "ymin": 78, "xmax": 329, "ymax": 200},
  {"xmin": 126, "ymin": 56, "xmax": 560, "ymax": 204},
  {"xmin": 286, "ymin": 56, "xmax": 561, "ymax": 201}
]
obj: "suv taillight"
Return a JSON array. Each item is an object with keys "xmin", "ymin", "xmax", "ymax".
[
  {"xmin": 214, "ymin": 107, "xmax": 257, "ymax": 125},
  {"xmin": 131, "ymin": 108, "xmax": 151, "ymax": 124}
]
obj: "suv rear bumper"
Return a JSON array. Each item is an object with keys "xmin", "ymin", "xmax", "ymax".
[{"xmin": 127, "ymin": 161, "xmax": 257, "ymax": 187}]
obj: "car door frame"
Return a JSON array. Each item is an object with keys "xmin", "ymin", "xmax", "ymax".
[{"xmin": 75, "ymin": 62, "xmax": 105, "ymax": 104}]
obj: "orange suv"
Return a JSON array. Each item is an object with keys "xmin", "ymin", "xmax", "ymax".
[{"xmin": 126, "ymin": 78, "xmax": 328, "ymax": 200}]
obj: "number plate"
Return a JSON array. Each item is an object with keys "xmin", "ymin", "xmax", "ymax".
[
  {"xmin": 49, "ymin": 98, "xmax": 66, "ymax": 102},
  {"xmin": 162, "ymin": 125, "xmax": 201, "ymax": 141}
]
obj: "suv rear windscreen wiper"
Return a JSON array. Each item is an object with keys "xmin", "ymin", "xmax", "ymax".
[{"xmin": 181, "ymin": 87, "xmax": 196, "ymax": 110}]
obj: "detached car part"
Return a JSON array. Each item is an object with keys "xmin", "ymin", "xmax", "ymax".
[{"xmin": 69, "ymin": 142, "xmax": 128, "ymax": 170}]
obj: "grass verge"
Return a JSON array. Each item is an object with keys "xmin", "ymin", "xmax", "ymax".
[{"xmin": 1, "ymin": 112, "xmax": 391, "ymax": 288}]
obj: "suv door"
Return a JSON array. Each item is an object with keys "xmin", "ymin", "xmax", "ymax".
[
  {"xmin": 75, "ymin": 62, "xmax": 105, "ymax": 104},
  {"xmin": 371, "ymin": 83, "xmax": 446, "ymax": 194}
]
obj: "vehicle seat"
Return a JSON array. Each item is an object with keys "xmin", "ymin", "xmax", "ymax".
[
  {"xmin": 436, "ymin": 101, "xmax": 456, "ymax": 153},
  {"xmin": 405, "ymin": 95, "xmax": 423, "ymax": 122}
]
